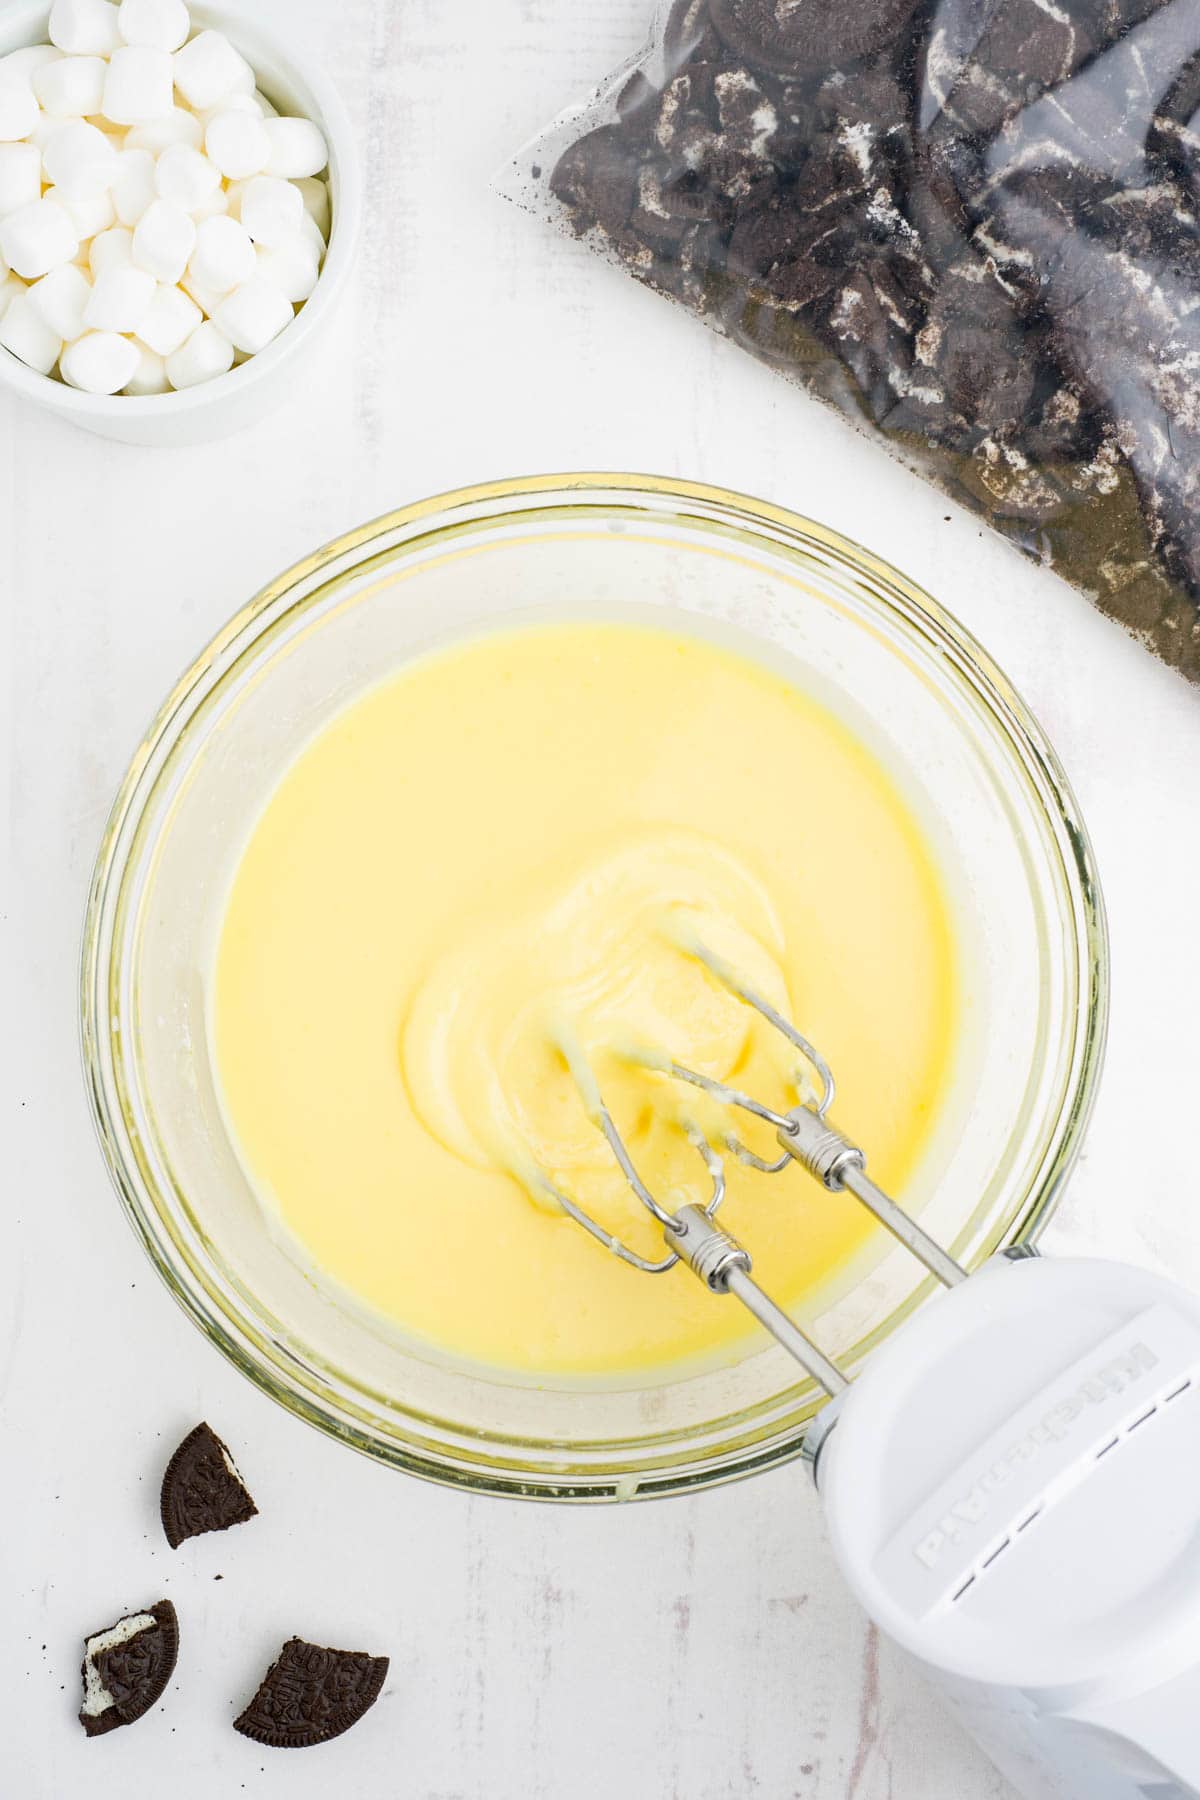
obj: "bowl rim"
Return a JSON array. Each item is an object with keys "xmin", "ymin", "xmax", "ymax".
[
  {"xmin": 0, "ymin": 0, "xmax": 361, "ymax": 419},
  {"xmin": 79, "ymin": 471, "xmax": 1111, "ymax": 1500}
]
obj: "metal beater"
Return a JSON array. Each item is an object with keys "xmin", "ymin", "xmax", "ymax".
[{"xmin": 535, "ymin": 937, "xmax": 966, "ymax": 1401}]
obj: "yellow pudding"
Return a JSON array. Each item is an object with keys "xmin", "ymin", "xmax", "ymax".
[{"xmin": 214, "ymin": 621, "xmax": 958, "ymax": 1377}]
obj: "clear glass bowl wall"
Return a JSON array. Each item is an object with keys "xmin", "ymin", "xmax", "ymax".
[{"xmin": 81, "ymin": 476, "xmax": 1108, "ymax": 1499}]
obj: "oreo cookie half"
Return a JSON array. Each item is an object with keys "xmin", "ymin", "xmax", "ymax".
[
  {"xmin": 710, "ymin": 0, "xmax": 923, "ymax": 76},
  {"xmin": 161, "ymin": 1422, "xmax": 258, "ymax": 1549},
  {"xmin": 79, "ymin": 1600, "xmax": 179, "ymax": 1738},
  {"xmin": 234, "ymin": 1638, "xmax": 389, "ymax": 1748}
]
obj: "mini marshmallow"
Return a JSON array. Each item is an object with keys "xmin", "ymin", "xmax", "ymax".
[
  {"xmin": 34, "ymin": 54, "xmax": 106, "ymax": 118},
  {"xmin": 254, "ymin": 236, "xmax": 318, "ymax": 302},
  {"xmin": 0, "ymin": 290, "xmax": 62, "ymax": 371},
  {"xmin": 239, "ymin": 174, "xmax": 302, "ymax": 248},
  {"xmin": 205, "ymin": 108, "xmax": 269, "ymax": 179},
  {"xmin": 61, "ymin": 327, "xmax": 139, "ymax": 390},
  {"xmin": 102, "ymin": 46, "xmax": 173, "ymax": 126},
  {"xmin": 132, "ymin": 195, "xmax": 194, "ymax": 280},
  {"xmin": 48, "ymin": 0, "xmax": 121, "ymax": 56},
  {"xmin": 84, "ymin": 259, "xmax": 154, "ymax": 329},
  {"xmin": 173, "ymin": 30, "xmax": 253, "ymax": 112},
  {"xmin": 118, "ymin": 0, "xmax": 190, "ymax": 52},
  {"xmin": 29, "ymin": 259, "xmax": 91, "ymax": 339},
  {"xmin": 0, "ymin": 144, "xmax": 42, "ymax": 218},
  {"xmin": 154, "ymin": 142, "xmax": 219, "ymax": 212},
  {"xmin": 0, "ymin": 75, "xmax": 40, "ymax": 143},
  {"xmin": 0, "ymin": 47, "xmax": 64, "ymax": 79},
  {"xmin": 196, "ymin": 90, "xmax": 261, "ymax": 124},
  {"xmin": 165, "ymin": 315, "xmax": 232, "ymax": 386},
  {"xmin": 0, "ymin": 271, "xmax": 25, "ymax": 321},
  {"xmin": 188, "ymin": 212, "xmax": 253, "ymax": 292},
  {"xmin": 124, "ymin": 106, "xmax": 203, "ymax": 153},
  {"xmin": 52, "ymin": 184, "xmax": 117, "ymax": 238},
  {"xmin": 212, "ymin": 274, "xmax": 290, "ymax": 354},
  {"xmin": 294, "ymin": 176, "xmax": 330, "ymax": 240},
  {"xmin": 190, "ymin": 184, "xmax": 228, "ymax": 222},
  {"xmin": 179, "ymin": 266, "xmax": 220, "ymax": 314},
  {"xmin": 112, "ymin": 145, "xmax": 155, "ymax": 224},
  {"xmin": 0, "ymin": 197, "xmax": 79, "ymax": 279},
  {"xmin": 89, "ymin": 222, "xmax": 133, "ymax": 274},
  {"xmin": 42, "ymin": 119, "xmax": 119, "ymax": 197},
  {"xmin": 136, "ymin": 278, "xmax": 198, "ymax": 352},
  {"xmin": 262, "ymin": 116, "xmax": 327, "ymax": 180},
  {"xmin": 123, "ymin": 337, "xmax": 167, "ymax": 391}
]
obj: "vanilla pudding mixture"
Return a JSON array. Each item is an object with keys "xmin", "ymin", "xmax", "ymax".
[{"xmin": 214, "ymin": 622, "xmax": 958, "ymax": 1376}]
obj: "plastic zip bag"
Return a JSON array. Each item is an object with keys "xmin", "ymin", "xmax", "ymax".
[{"xmin": 505, "ymin": 0, "xmax": 1200, "ymax": 680}]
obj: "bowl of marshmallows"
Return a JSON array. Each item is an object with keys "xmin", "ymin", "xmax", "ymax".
[{"xmin": 0, "ymin": 0, "xmax": 359, "ymax": 443}]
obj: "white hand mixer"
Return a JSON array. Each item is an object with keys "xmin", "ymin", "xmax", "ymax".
[{"xmin": 541, "ymin": 943, "xmax": 1200, "ymax": 1800}]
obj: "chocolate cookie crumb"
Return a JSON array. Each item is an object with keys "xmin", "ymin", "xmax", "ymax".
[
  {"xmin": 161, "ymin": 1422, "xmax": 258, "ymax": 1550},
  {"xmin": 233, "ymin": 1638, "xmax": 389, "ymax": 1748}
]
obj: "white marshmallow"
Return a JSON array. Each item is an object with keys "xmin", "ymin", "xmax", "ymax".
[
  {"xmin": 42, "ymin": 119, "xmax": 119, "ymax": 197},
  {"xmin": 188, "ymin": 212, "xmax": 253, "ymax": 292},
  {"xmin": 0, "ymin": 271, "xmax": 26, "ymax": 320},
  {"xmin": 0, "ymin": 198, "xmax": 78, "ymax": 278},
  {"xmin": 0, "ymin": 143, "xmax": 42, "ymax": 218},
  {"xmin": 254, "ymin": 235, "xmax": 318, "ymax": 302},
  {"xmin": 132, "ymin": 195, "xmax": 193, "ymax": 280},
  {"xmin": 102, "ymin": 46, "xmax": 174, "ymax": 125},
  {"xmin": 0, "ymin": 47, "xmax": 64, "ymax": 79},
  {"xmin": 239, "ymin": 174, "xmax": 302, "ymax": 248},
  {"xmin": 254, "ymin": 89, "xmax": 277, "ymax": 118},
  {"xmin": 112, "ymin": 145, "xmax": 156, "ymax": 224},
  {"xmin": 89, "ymin": 222, "xmax": 133, "ymax": 274},
  {"xmin": 179, "ymin": 266, "xmax": 219, "ymax": 314},
  {"xmin": 154, "ymin": 142, "xmax": 219, "ymax": 212},
  {"xmin": 48, "ymin": 0, "xmax": 121, "ymax": 56},
  {"xmin": 136, "ymin": 278, "xmax": 198, "ymax": 352},
  {"xmin": 118, "ymin": 0, "xmax": 190, "ymax": 52},
  {"xmin": 173, "ymin": 30, "xmax": 253, "ymax": 111},
  {"xmin": 33, "ymin": 55, "xmax": 106, "ymax": 118},
  {"xmin": 61, "ymin": 327, "xmax": 139, "ymax": 390},
  {"xmin": 262, "ymin": 116, "xmax": 327, "ymax": 180},
  {"xmin": 196, "ymin": 90, "xmax": 260, "ymax": 123},
  {"xmin": 165, "ymin": 315, "xmax": 231, "ymax": 386},
  {"xmin": 123, "ymin": 337, "xmax": 167, "ymax": 390},
  {"xmin": 0, "ymin": 290, "xmax": 62, "ymax": 370},
  {"xmin": 28, "ymin": 116, "xmax": 62, "ymax": 153},
  {"xmin": 52, "ymin": 184, "xmax": 117, "ymax": 238},
  {"xmin": 190, "ymin": 183, "xmax": 228, "ymax": 222},
  {"xmin": 0, "ymin": 76, "xmax": 40, "ymax": 143},
  {"xmin": 84, "ymin": 260, "xmax": 154, "ymax": 328},
  {"xmin": 205, "ymin": 108, "xmax": 268, "ymax": 179},
  {"xmin": 294, "ymin": 176, "xmax": 330, "ymax": 240},
  {"xmin": 124, "ymin": 105, "xmax": 202, "ymax": 152},
  {"xmin": 29, "ymin": 259, "xmax": 91, "ymax": 338},
  {"xmin": 212, "ymin": 274, "xmax": 290, "ymax": 354}
]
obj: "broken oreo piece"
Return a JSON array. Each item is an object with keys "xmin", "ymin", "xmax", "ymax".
[
  {"xmin": 161, "ymin": 1421, "xmax": 258, "ymax": 1550},
  {"xmin": 234, "ymin": 1638, "xmax": 389, "ymax": 1748},
  {"xmin": 79, "ymin": 1600, "xmax": 178, "ymax": 1738}
]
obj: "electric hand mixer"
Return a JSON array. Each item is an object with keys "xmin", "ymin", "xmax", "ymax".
[{"xmin": 538, "ymin": 942, "xmax": 1200, "ymax": 1800}]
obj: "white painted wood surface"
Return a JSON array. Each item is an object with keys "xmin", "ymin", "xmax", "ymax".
[{"xmin": 5, "ymin": 0, "xmax": 1200, "ymax": 1793}]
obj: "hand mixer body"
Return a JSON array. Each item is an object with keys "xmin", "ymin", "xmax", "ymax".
[{"xmin": 815, "ymin": 1253, "xmax": 1200, "ymax": 1800}]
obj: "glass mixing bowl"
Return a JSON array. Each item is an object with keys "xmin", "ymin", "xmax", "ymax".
[{"xmin": 81, "ymin": 475, "xmax": 1107, "ymax": 1500}]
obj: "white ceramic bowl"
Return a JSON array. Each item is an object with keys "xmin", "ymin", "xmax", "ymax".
[{"xmin": 0, "ymin": 0, "xmax": 361, "ymax": 446}]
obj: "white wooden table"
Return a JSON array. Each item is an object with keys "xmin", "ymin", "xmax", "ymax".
[{"xmin": 5, "ymin": 1, "xmax": 1200, "ymax": 1794}]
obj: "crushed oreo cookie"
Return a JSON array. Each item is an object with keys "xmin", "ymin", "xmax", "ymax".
[
  {"xmin": 542, "ymin": 0, "xmax": 1200, "ymax": 678},
  {"xmin": 161, "ymin": 1422, "xmax": 258, "ymax": 1550},
  {"xmin": 79, "ymin": 1600, "xmax": 178, "ymax": 1738},
  {"xmin": 233, "ymin": 1638, "xmax": 389, "ymax": 1748}
]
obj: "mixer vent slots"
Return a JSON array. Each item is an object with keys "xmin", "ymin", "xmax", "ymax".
[{"xmin": 949, "ymin": 1374, "xmax": 1194, "ymax": 1606}]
